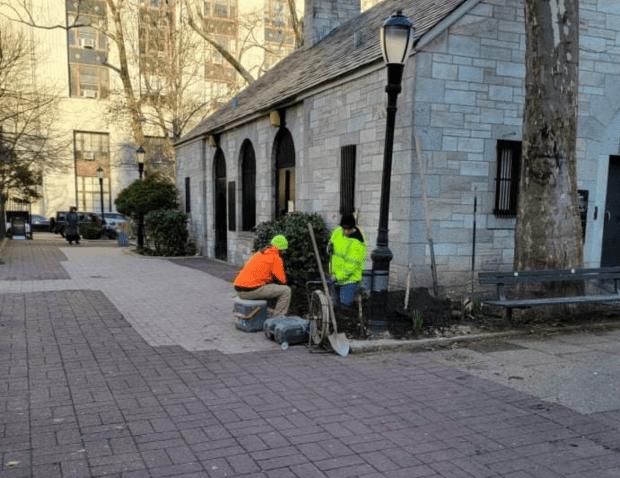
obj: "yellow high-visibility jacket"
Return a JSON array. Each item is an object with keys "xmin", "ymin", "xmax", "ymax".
[{"xmin": 329, "ymin": 226, "xmax": 367, "ymax": 285}]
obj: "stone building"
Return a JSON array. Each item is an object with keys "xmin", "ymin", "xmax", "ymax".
[{"xmin": 175, "ymin": 0, "xmax": 620, "ymax": 292}]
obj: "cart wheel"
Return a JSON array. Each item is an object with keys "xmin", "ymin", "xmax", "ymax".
[
  {"xmin": 308, "ymin": 289, "xmax": 330, "ymax": 345},
  {"xmin": 280, "ymin": 342, "xmax": 289, "ymax": 351}
]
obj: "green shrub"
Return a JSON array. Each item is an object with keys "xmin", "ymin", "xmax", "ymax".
[
  {"xmin": 144, "ymin": 209, "xmax": 195, "ymax": 256},
  {"xmin": 80, "ymin": 222, "xmax": 103, "ymax": 240},
  {"xmin": 253, "ymin": 212, "xmax": 329, "ymax": 313},
  {"xmin": 115, "ymin": 174, "xmax": 177, "ymax": 219}
]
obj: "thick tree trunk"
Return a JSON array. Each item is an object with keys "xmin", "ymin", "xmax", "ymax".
[{"xmin": 515, "ymin": 0, "xmax": 582, "ymax": 272}]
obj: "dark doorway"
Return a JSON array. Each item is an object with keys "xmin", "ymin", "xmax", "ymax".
[
  {"xmin": 214, "ymin": 149, "xmax": 227, "ymax": 261},
  {"xmin": 273, "ymin": 128, "xmax": 295, "ymax": 218},
  {"xmin": 602, "ymin": 156, "xmax": 620, "ymax": 266},
  {"xmin": 240, "ymin": 140, "xmax": 256, "ymax": 231}
]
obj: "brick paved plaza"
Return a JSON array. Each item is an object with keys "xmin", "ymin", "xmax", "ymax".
[{"xmin": 1, "ymin": 237, "xmax": 620, "ymax": 477}]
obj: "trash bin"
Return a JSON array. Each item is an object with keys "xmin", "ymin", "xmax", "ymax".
[{"xmin": 10, "ymin": 217, "xmax": 27, "ymax": 240}]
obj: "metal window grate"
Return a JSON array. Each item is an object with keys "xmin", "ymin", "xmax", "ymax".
[
  {"xmin": 241, "ymin": 141, "xmax": 256, "ymax": 231},
  {"xmin": 494, "ymin": 140, "xmax": 522, "ymax": 218},
  {"xmin": 228, "ymin": 181, "xmax": 236, "ymax": 231},
  {"xmin": 340, "ymin": 145, "xmax": 356, "ymax": 215},
  {"xmin": 185, "ymin": 177, "xmax": 191, "ymax": 213}
]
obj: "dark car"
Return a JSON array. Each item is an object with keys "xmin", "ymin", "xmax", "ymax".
[
  {"xmin": 53, "ymin": 211, "xmax": 101, "ymax": 236},
  {"xmin": 30, "ymin": 214, "xmax": 50, "ymax": 232}
]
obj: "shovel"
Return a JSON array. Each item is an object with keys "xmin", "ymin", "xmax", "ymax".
[{"xmin": 307, "ymin": 223, "xmax": 350, "ymax": 357}]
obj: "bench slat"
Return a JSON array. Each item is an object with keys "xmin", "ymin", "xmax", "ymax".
[
  {"xmin": 485, "ymin": 294, "xmax": 620, "ymax": 308},
  {"xmin": 479, "ymin": 269, "xmax": 620, "ymax": 285}
]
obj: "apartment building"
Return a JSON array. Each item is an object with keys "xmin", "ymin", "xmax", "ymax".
[{"xmin": 2, "ymin": 0, "xmax": 297, "ymax": 219}]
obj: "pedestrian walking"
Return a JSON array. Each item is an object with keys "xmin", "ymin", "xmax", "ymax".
[
  {"xmin": 233, "ymin": 235, "xmax": 291, "ymax": 318},
  {"xmin": 328, "ymin": 214, "xmax": 367, "ymax": 306},
  {"xmin": 65, "ymin": 207, "xmax": 80, "ymax": 245}
]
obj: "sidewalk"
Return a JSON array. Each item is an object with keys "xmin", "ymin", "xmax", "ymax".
[
  {"xmin": 1, "ymin": 237, "xmax": 620, "ymax": 478},
  {"xmin": 0, "ymin": 238, "xmax": 276, "ymax": 353}
]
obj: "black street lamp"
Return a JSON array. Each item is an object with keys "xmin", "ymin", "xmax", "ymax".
[
  {"xmin": 135, "ymin": 145, "xmax": 145, "ymax": 250},
  {"xmin": 371, "ymin": 10, "xmax": 414, "ymax": 306},
  {"xmin": 136, "ymin": 145, "xmax": 145, "ymax": 180},
  {"xmin": 96, "ymin": 166, "xmax": 106, "ymax": 226}
]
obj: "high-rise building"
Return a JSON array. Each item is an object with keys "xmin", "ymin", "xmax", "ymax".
[{"xmin": 0, "ymin": 0, "xmax": 298, "ymax": 219}]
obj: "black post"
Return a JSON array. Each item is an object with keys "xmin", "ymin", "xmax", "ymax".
[
  {"xmin": 98, "ymin": 177, "xmax": 106, "ymax": 226},
  {"xmin": 137, "ymin": 163, "xmax": 144, "ymax": 250},
  {"xmin": 371, "ymin": 63, "xmax": 405, "ymax": 312}
]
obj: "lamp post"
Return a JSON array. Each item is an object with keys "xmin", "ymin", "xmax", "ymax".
[
  {"xmin": 96, "ymin": 166, "xmax": 106, "ymax": 226},
  {"xmin": 371, "ymin": 10, "xmax": 414, "ymax": 309},
  {"xmin": 136, "ymin": 145, "xmax": 145, "ymax": 180},
  {"xmin": 135, "ymin": 145, "xmax": 145, "ymax": 250}
]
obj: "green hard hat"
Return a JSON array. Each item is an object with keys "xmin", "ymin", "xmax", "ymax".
[{"xmin": 271, "ymin": 235, "xmax": 288, "ymax": 250}]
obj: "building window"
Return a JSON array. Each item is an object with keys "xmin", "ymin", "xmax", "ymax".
[
  {"xmin": 240, "ymin": 140, "xmax": 256, "ymax": 231},
  {"xmin": 77, "ymin": 176, "xmax": 110, "ymax": 213},
  {"xmin": 205, "ymin": 0, "xmax": 237, "ymax": 18},
  {"xmin": 74, "ymin": 131, "xmax": 109, "ymax": 161},
  {"xmin": 185, "ymin": 177, "xmax": 191, "ymax": 214},
  {"xmin": 494, "ymin": 140, "xmax": 522, "ymax": 218},
  {"xmin": 69, "ymin": 64, "xmax": 109, "ymax": 99},
  {"xmin": 228, "ymin": 181, "xmax": 236, "ymax": 231},
  {"xmin": 340, "ymin": 145, "xmax": 356, "ymax": 215}
]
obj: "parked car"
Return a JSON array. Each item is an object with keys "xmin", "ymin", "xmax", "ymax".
[
  {"xmin": 53, "ymin": 211, "xmax": 101, "ymax": 236},
  {"xmin": 30, "ymin": 214, "xmax": 50, "ymax": 232},
  {"xmin": 100, "ymin": 213, "xmax": 129, "ymax": 230}
]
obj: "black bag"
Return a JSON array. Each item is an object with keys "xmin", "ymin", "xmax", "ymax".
[{"xmin": 263, "ymin": 316, "xmax": 309, "ymax": 350}]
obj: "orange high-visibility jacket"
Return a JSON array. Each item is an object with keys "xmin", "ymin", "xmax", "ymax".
[{"xmin": 233, "ymin": 246, "xmax": 287, "ymax": 290}]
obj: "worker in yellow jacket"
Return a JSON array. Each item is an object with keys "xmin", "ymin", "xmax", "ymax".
[{"xmin": 328, "ymin": 214, "xmax": 367, "ymax": 306}]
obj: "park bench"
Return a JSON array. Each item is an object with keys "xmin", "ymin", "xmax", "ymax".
[{"xmin": 478, "ymin": 267, "xmax": 620, "ymax": 320}]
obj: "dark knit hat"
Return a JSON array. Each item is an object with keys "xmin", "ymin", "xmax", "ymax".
[{"xmin": 340, "ymin": 213, "xmax": 356, "ymax": 228}]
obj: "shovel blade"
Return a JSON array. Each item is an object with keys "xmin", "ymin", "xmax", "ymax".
[{"xmin": 328, "ymin": 333, "xmax": 350, "ymax": 357}]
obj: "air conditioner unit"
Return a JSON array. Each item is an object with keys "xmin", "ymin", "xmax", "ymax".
[
  {"xmin": 80, "ymin": 38, "xmax": 96, "ymax": 49},
  {"xmin": 81, "ymin": 89, "xmax": 97, "ymax": 98},
  {"xmin": 157, "ymin": 51, "xmax": 166, "ymax": 58},
  {"xmin": 83, "ymin": 151, "xmax": 95, "ymax": 160}
]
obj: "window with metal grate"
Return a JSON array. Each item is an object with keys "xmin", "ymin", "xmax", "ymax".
[
  {"xmin": 340, "ymin": 145, "xmax": 356, "ymax": 216},
  {"xmin": 494, "ymin": 140, "xmax": 522, "ymax": 218}
]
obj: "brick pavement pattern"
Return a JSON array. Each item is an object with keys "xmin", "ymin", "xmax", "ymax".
[
  {"xmin": 0, "ymin": 241, "xmax": 70, "ymax": 281},
  {"xmin": 0, "ymin": 243, "xmax": 277, "ymax": 354},
  {"xmin": 2, "ymin": 290, "xmax": 620, "ymax": 478}
]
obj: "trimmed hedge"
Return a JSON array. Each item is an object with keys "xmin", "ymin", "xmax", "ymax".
[
  {"xmin": 144, "ymin": 209, "xmax": 196, "ymax": 256},
  {"xmin": 253, "ymin": 212, "xmax": 329, "ymax": 313}
]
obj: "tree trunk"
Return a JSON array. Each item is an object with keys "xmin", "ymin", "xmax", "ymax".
[
  {"xmin": 515, "ymin": 0, "xmax": 582, "ymax": 273},
  {"xmin": 106, "ymin": 0, "xmax": 145, "ymax": 148}
]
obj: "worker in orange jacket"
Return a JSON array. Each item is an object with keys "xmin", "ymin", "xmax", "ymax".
[{"xmin": 233, "ymin": 235, "xmax": 291, "ymax": 317}]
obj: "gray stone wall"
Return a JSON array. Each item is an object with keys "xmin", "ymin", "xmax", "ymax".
[{"xmin": 175, "ymin": 139, "xmax": 205, "ymax": 253}]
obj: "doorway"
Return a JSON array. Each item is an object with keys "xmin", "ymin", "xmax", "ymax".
[
  {"xmin": 602, "ymin": 155, "xmax": 620, "ymax": 266},
  {"xmin": 214, "ymin": 149, "xmax": 227, "ymax": 261}
]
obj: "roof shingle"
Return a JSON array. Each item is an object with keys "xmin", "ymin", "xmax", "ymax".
[{"xmin": 180, "ymin": 0, "xmax": 468, "ymax": 143}]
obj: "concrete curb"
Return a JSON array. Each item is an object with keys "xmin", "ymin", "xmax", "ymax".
[{"xmin": 349, "ymin": 319, "xmax": 620, "ymax": 354}]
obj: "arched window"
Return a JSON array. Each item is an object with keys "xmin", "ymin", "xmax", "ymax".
[
  {"xmin": 240, "ymin": 139, "xmax": 256, "ymax": 231},
  {"xmin": 273, "ymin": 128, "xmax": 295, "ymax": 218}
]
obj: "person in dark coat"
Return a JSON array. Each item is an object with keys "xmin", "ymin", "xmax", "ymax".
[{"xmin": 65, "ymin": 207, "xmax": 80, "ymax": 245}]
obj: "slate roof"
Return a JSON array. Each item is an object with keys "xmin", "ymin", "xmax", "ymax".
[{"xmin": 179, "ymin": 0, "xmax": 468, "ymax": 144}]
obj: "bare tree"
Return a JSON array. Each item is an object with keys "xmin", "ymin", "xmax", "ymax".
[
  {"xmin": 185, "ymin": 0, "xmax": 302, "ymax": 85},
  {"xmin": 515, "ymin": 1, "xmax": 582, "ymax": 274},
  {"xmin": 0, "ymin": 23, "xmax": 67, "ymax": 234}
]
